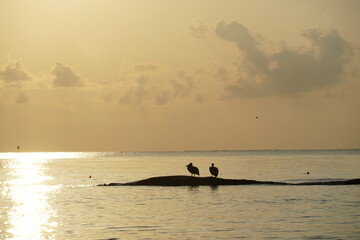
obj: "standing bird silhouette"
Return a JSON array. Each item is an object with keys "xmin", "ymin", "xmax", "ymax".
[
  {"xmin": 186, "ymin": 163, "xmax": 200, "ymax": 177},
  {"xmin": 209, "ymin": 163, "xmax": 219, "ymax": 177}
]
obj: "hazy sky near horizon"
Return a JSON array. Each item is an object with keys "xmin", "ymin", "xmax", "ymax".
[{"xmin": 1, "ymin": 0, "xmax": 359, "ymax": 151}]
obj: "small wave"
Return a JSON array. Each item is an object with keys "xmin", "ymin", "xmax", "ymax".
[{"xmin": 285, "ymin": 178, "xmax": 348, "ymax": 183}]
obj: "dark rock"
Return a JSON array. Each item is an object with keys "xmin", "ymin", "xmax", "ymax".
[
  {"xmin": 99, "ymin": 175, "xmax": 287, "ymax": 186},
  {"xmin": 125, "ymin": 175, "xmax": 289, "ymax": 186},
  {"xmin": 98, "ymin": 176, "xmax": 360, "ymax": 187}
]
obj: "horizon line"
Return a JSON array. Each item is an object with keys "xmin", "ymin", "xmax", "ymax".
[{"xmin": 1, "ymin": 148, "xmax": 360, "ymax": 154}]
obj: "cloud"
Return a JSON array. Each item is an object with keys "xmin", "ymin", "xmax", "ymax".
[
  {"xmin": 16, "ymin": 93, "xmax": 30, "ymax": 104},
  {"xmin": 215, "ymin": 21, "xmax": 353, "ymax": 98},
  {"xmin": 216, "ymin": 21, "xmax": 268, "ymax": 72},
  {"xmin": 155, "ymin": 91, "xmax": 172, "ymax": 105},
  {"xmin": 116, "ymin": 66, "xmax": 199, "ymax": 105},
  {"xmin": 215, "ymin": 66, "xmax": 230, "ymax": 82},
  {"xmin": 101, "ymin": 92, "xmax": 114, "ymax": 103},
  {"xmin": 195, "ymin": 94, "xmax": 204, "ymax": 103},
  {"xmin": 188, "ymin": 21, "xmax": 209, "ymax": 39},
  {"xmin": 51, "ymin": 62, "xmax": 83, "ymax": 88},
  {"xmin": 0, "ymin": 60, "xmax": 32, "ymax": 87},
  {"xmin": 119, "ymin": 76, "xmax": 149, "ymax": 104},
  {"xmin": 152, "ymin": 71, "xmax": 196, "ymax": 105},
  {"xmin": 134, "ymin": 63, "xmax": 158, "ymax": 72},
  {"xmin": 153, "ymin": 71, "xmax": 196, "ymax": 104},
  {"xmin": 171, "ymin": 71, "xmax": 195, "ymax": 98}
]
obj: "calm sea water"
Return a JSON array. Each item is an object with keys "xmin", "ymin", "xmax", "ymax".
[{"xmin": 0, "ymin": 150, "xmax": 359, "ymax": 239}]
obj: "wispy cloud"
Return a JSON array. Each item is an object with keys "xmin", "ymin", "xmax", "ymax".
[
  {"xmin": 134, "ymin": 63, "xmax": 158, "ymax": 72},
  {"xmin": 115, "ymin": 62, "xmax": 200, "ymax": 105},
  {"xmin": 171, "ymin": 71, "xmax": 195, "ymax": 98},
  {"xmin": 119, "ymin": 76, "xmax": 149, "ymax": 104},
  {"xmin": 15, "ymin": 93, "xmax": 30, "ymax": 104},
  {"xmin": 188, "ymin": 21, "xmax": 210, "ymax": 39}
]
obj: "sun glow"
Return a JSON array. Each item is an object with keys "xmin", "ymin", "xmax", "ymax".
[{"xmin": 0, "ymin": 153, "xmax": 66, "ymax": 239}]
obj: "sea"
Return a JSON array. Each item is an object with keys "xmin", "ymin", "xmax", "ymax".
[{"xmin": 0, "ymin": 149, "xmax": 359, "ymax": 240}]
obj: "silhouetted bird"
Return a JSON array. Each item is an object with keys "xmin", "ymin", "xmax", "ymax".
[
  {"xmin": 186, "ymin": 163, "xmax": 200, "ymax": 177},
  {"xmin": 209, "ymin": 163, "xmax": 219, "ymax": 177},
  {"xmin": 17, "ymin": 145, "xmax": 20, "ymax": 150}
]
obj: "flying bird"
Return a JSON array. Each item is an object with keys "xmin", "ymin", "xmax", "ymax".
[
  {"xmin": 209, "ymin": 163, "xmax": 219, "ymax": 177},
  {"xmin": 17, "ymin": 145, "xmax": 20, "ymax": 150},
  {"xmin": 186, "ymin": 163, "xmax": 200, "ymax": 177}
]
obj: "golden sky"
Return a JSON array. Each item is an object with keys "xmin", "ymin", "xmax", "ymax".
[{"xmin": 1, "ymin": 0, "xmax": 359, "ymax": 151}]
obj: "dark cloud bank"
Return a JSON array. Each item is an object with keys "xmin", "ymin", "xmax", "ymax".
[{"xmin": 215, "ymin": 21, "xmax": 353, "ymax": 98}]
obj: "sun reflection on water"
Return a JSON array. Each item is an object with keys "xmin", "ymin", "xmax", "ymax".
[{"xmin": 0, "ymin": 152, "xmax": 77, "ymax": 240}]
